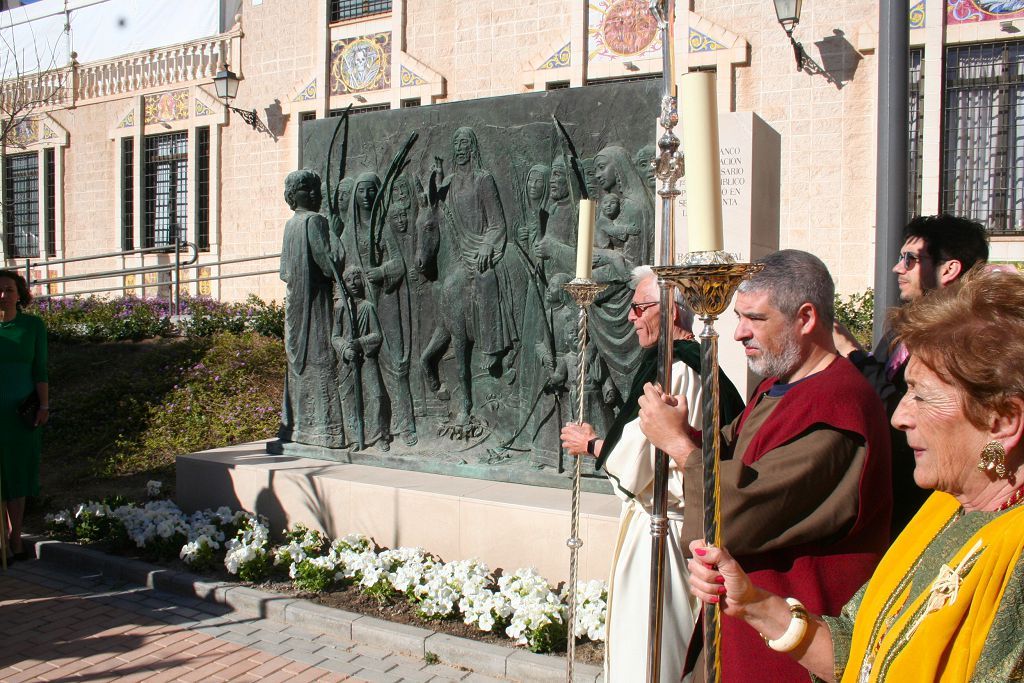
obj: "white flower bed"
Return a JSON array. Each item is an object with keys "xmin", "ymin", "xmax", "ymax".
[{"xmin": 45, "ymin": 488, "xmax": 607, "ymax": 654}]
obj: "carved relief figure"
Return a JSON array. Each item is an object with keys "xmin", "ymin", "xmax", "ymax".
[
  {"xmin": 533, "ymin": 156, "xmax": 578, "ymax": 276},
  {"xmin": 588, "ymin": 144, "xmax": 654, "ymax": 399},
  {"xmin": 416, "ymin": 128, "xmax": 521, "ymax": 429},
  {"xmin": 635, "ymin": 143, "xmax": 657, "ymax": 195},
  {"xmin": 279, "ymin": 170, "xmax": 346, "ymax": 448},
  {"xmin": 528, "ymin": 272, "xmax": 575, "ymax": 469},
  {"xmin": 340, "ymin": 171, "xmax": 417, "ymax": 446},
  {"xmin": 333, "ymin": 265, "xmax": 390, "ymax": 450}
]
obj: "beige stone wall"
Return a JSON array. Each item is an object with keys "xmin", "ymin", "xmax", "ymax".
[
  {"xmin": 405, "ymin": 0, "xmax": 573, "ymax": 102},
  {"xmin": 217, "ymin": 0, "xmax": 321, "ymax": 303},
  {"xmin": 5, "ymin": 0, "xmax": 890, "ymax": 302},
  {"xmin": 695, "ymin": 0, "xmax": 879, "ymax": 294}
]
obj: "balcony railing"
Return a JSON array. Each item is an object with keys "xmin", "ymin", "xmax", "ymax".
[{"xmin": 0, "ymin": 26, "xmax": 241, "ymax": 110}]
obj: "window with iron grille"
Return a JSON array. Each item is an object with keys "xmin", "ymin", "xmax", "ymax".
[
  {"xmin": 908, "ymin": 48, "xmax": 924, "ymax": 222},
  {"xmin": 585, "ymin": 73, "xmax": 662, "ymax": 85},
  {"xmin": 143, "ymin": 131, "xmax": 188, "ymax": 248},
  {"xmin": 122, "ymin": 137, "xmax": 134, "ymax": 251},
  {"xmin": 328, "ymin": 103, "xmax": 390, "ymax": 117},
  {"xmin": 401, "ymin": 98, "xmax": 421, "ymax": 108},
  {"xmin": 44, "ymin": 147, "xmax": 56, "ymax": 257},
  {"xmin": 4, "ymin": 152, "xmax": 39, "ymax": 258},
  {"xmin": 330, "ymin": 0, "xmax": 391, "ymax": 23},
  {"xmin": 942, "ymin": 41, "xmax": 1024, "ymax": 235},
  {"xmin": 196, "ymin": 127, "xmax": 210, "ymax": 252}
]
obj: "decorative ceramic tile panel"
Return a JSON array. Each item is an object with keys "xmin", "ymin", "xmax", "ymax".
[
  {"xmin": 330, "ymin": 32, "xmax": 392, "ymax": 94},
  {"xmin": 195, "ymin": 99, "xmax": 215, "ymax": 116},
  {"xmin": 948, "ymin": 0, "xmax": 1024, "ymax": 24},
  {"xmin": 400, "ymin": 66, "xmax": 425, "ymax": 86},
  {"xmin": 144, "ymin": 89, "xmax": 190, "ymax": 124},
  {"xmin": 910, "ymin": 0, "xmax": 926, "ymax": 28},
  {"xmin": 588, "ymin": 0, "xmax": 661, "ymax": 61},
  {"xmin": 9, "ymin": 119, "xmax": 38, "ymax": 146},
  {"xmin": 689, "ymin": 28, "xmax": 725, "ymax": 52},
  {"xmin": 540, "ymin": 42, "xmax": 572, "ymax": 69},
  {"xmin": 294, "ymin": 79, "xmax": 318, "ymax": 101}
]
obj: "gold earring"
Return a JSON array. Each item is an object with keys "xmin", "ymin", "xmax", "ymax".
[{"xmin": 978, "ymin": 441, "xmax": 1008, "ymax": 478}]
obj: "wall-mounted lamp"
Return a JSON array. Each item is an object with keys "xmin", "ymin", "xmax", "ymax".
[
  {"xmin": 1001, "ymin": 20, "xmax": 1020, "ymax": 32},
  {"xmin": 623, "ymin": 60, "xmax": 640, "ymax": 72},
  {"xmin": 354, "ymin": 94, "xmax": 368, "ymax": 103},
  {"xmin": 213, "ymin": 65, "xmax": 271, "ymax": 134},
  {"xmin": 773, "ymin": 0, "xmax": 808, "ymax": 70}
]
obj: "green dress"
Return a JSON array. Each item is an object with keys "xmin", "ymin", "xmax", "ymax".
[{"xmin": 0, "ymin": 312, "xmax": 47, "ymax": 500}]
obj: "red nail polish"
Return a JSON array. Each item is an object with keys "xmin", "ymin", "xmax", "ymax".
[
  {"xmin": 710, "ymin": 596, "xmax": 719, "ymax": 604},
  {"xmin": 715, "ymin": 576, "xmax": 725, "ymax": 584},
  {"xmin": 703, "ymin": 562, "xmax": 714, "ymax": 570},
  {"xmin": 694, "ymin": 547, "xmax": 707, "ymax": 557},
  {"xmin": 718, "ymin": 586, "xmax": 727, "ymax": 595}
]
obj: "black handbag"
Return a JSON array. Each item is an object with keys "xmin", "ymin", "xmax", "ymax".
[{"xmin": 16, "ymin": 391, "xmax": 39, "ymax": 429}]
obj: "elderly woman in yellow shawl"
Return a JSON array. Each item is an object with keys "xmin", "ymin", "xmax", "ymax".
[{"xmin": 687, "ymin": 266, "xmax": 1024, "ymax": 682}]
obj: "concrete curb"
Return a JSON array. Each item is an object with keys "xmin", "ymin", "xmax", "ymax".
[{"xmin": 30, "ymin": 539, "xmax": 603, "ymax": 682}]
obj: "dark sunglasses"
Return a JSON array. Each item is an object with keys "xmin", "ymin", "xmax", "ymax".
[
  {"xmin": 629, "ymin": 301, "xmax": 659, "ymax": 316},
  {"xmin": 895, "ymin": 251, "xmax": 929, "ymax": 269}
]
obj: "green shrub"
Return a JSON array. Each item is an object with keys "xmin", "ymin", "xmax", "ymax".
[
  {"xmin": 31, "ymin": 293, "xmax": 285, "ymax": 343},
  {"xmin": 34, "ymin": 296, "xmax": 173, "ymax": 342},
  {"xmin": 109, "ymin": 332, "xmax": 283, "ymax": 473},
  {"xmin": 834, "ymin": 288, "xmax": 875, "ymax": 349}
]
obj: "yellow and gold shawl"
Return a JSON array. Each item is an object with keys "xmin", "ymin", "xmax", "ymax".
[{"xmin": 838, "ymin": 492, "xmax": 1024, "ymax": 682}]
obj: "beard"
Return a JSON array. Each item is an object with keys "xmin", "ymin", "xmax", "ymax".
[{"xmin": 745, "ymin": 335, "xmax": 802, "ymax": 379}]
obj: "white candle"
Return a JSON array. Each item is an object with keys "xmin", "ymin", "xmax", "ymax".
[
  {"xmin": 681, "ymin": 72, "xmax": 724, "ymax": 253},
  {"xmin": 575, "ymin": 199, "xmax": 595, "ymax": 279}
]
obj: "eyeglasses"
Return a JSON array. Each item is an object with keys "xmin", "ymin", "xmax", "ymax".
[
  {"xmin": 629, "ymin": 301, "xmax": 659, "ymax": 316},
  {"xmin": 895, "ymin": 251, "xmax": 929, "ymax": 270}
]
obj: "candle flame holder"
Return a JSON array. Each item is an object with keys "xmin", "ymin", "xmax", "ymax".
[{"xmin": 560, "ymin": 277, "xmax": 607, "ymax": 682}]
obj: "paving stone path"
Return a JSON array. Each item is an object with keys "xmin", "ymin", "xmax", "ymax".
[{"xmin": 0, "ymin": 555, "xmax": 506, "ymax": 682}]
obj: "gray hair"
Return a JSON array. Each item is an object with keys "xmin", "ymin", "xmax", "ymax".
[
  {"xmin": 738, "ymin": 249, "xmax": 835, "ymax": 326},
  {"xmin": 631, "ymin": 265, "xmax": 695, "ymax": 331}
]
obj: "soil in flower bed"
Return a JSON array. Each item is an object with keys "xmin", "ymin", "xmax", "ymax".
[{"xmin": 251, "ymin": 578, "xmax": 605, "ymax": 667}]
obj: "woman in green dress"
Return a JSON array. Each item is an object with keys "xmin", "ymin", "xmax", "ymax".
[{"xmin": 0, "ymin": 270, "xmax": 48, "ymax": 561}]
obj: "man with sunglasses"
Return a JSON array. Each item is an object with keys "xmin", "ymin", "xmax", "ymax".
[
  {"xmin": 561, "ymin": 266, "xmax": 743, "ymax": 683},
  {"xmin": 834, "ymin": 214, "xmax": 989, "ymax": 535}
]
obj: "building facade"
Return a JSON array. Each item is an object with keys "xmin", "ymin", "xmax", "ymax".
[{"xmin": 1, "ymin": 0, "xmax": 1022, "ymax": 302}]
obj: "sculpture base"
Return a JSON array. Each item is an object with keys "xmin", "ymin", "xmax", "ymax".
[
  {"xmin": 176, "ymin": 441, "xmax": 619, "ymax": 584},
  {"xmin": 265, "ymin": 439, "xmax": 612, "ymax": 494}
]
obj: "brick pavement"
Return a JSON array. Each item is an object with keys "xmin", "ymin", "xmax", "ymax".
[{"xmin": 0, "ymin": 557, "xmax": 501, "ymax": 682}]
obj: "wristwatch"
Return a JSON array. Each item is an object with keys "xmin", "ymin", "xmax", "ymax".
[{"xmin": 586, "ymin": 437, "xmax": 598, "ymax": 456}]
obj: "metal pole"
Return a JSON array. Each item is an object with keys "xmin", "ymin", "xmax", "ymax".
[
  {"xmin": 698, "ymin": 313, "xmax": 722, "ymax": 683},
  {"xmin": 647, "ymin": 2, "xmax": 681, "ymax": 681},
  {"xmin": 561, "ymin": 280, "xmax": 607, "ymax": 683},
  {"xmin": 174, "ymin": 237, "xmax": 182, "ymax": 316},
  {"xmin": 873, "ymin": 0, "xmax": 908, "ymax": 344}
]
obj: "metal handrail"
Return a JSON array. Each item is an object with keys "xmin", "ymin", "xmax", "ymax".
[{"xmin": 16, "ymin": 241, "xmax": 281, "ymax": 314}]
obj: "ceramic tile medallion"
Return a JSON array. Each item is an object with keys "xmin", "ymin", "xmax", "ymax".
[
  {"xmin": 9, "ymin": 119, "xmax": 38, "ymax": 147},
  {"xmin": 144, "ymin": 89, "xmax": 190, "ymax": 124},
  {"xmin": 949, "ymin": 0, "xmax": 1024, "ymax": 23},
  {"xmin": 330, "ymin": 32, "xmax": 392, "ymax": 94},
  {"xmin": 588, "ymin": 0, "xmax": 662, "ymax": 61}
]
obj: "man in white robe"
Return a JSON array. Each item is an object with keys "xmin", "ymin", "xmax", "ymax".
[{"xmin": 561, "ymin": 267, "xmax": 743, "ymax": 682}]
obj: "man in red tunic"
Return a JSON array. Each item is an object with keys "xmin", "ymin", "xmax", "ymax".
[{"xmin": 639, "ymin": 249, "xmax": 892, "ymax": 683}]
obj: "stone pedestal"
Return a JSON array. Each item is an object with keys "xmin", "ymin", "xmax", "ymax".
[
  {"xmin": 177, "ymin": 441, "xmax": 620, "ymax": 584},
  {"xmin": 659, "ymin": 111, "xmax": 782, "ymax": 397}
]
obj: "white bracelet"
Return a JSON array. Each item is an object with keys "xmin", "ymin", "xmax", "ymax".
[{"xmin": 764, "ymin": 597, "xmax": 809, "ymax": 652}]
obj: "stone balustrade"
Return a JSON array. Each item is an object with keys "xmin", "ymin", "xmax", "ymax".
[{"xmin": 1, "ymin": 28, "xmax": 241, "ymax": 111}]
